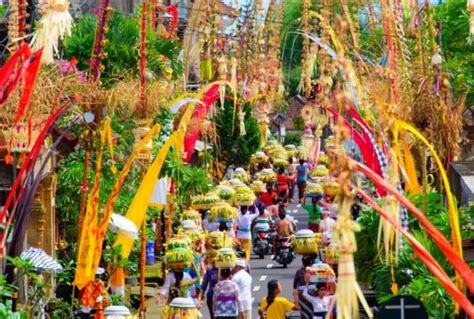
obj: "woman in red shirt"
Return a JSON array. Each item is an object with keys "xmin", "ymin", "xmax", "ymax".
[
  {"xmin": 276, "ymin": 168, "xmax": 295, "ymax": 202},
  {"xmin": 260, "ymin": 184, "xmax": 277, "ymax": 207}
]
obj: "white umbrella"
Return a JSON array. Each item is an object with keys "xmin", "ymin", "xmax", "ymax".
[
  {"xmin": 20, "ymin": 247, "xmax": 63, "ymax": 273},
  {"xmin": 109, "ymin": 214, "xmax": 139, "ymax": 239}
]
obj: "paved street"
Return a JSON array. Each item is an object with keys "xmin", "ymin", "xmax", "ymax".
[{"xmin": 201, "ymin": 202, "xmax": 309, "ymax": 318}]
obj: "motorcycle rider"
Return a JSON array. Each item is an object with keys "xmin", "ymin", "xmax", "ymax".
[{"xmin": 272, "ymin": 207, "xmax": 295, "ymax": 258}]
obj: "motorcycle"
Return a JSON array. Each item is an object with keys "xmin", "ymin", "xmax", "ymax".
[
  {"xmin": 252, "ymin": 228, "xmax": 272, "ymax": 259},
  {"xmin": 274, "ymin": 236, "xmax": 295, "ymax": 268}
]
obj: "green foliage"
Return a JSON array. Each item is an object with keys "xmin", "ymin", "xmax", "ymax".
[
  {"xmin": 435, "ymin": 0, "xmax": 474, "ymax": 105},
  {"xmin": 215, "ymin": 99, "xmax": 261, "ymax": 167},
  {"xmin": 355, "ymin": 190, "xmax": 465, "ymax": 317},
  {"xmin": 48, "ymin": 298, "xmax": 74, "ymax": 319},
  {"xmin": 0, "ymin": 300, "xmax": 22, "ymax": 318},
  {"xmin": 292, "ymin": 116, "xmax": 305, "ymax": 130},
  {"xmin": 56, "ymin": 116, "xmax": 139, "ymax": 242},
  {"xmin": 284, "ymin": 132, "xmax": 302, "ymax": 145},
  {"xmin": 0, "ymin": 274, "xmax": 16, "ymax": 299},
  {"xmin": 161, "ymin": 151, "xmax": 213, "ymax": 205},
  {"xmin": 62, "ymin": 13, "xmax": 183, "ymax": 85}
]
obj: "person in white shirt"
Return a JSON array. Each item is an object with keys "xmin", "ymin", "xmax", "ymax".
[
  {"xmin": 319, "ymin": 210, "xmax": 335, "ymax": 235},
  {"xmin": 232, "ymin": 258, "xmax": 253, "ymax": 319},
  {"xmin": 158, "ymin": 269, "xmax": 198, "ymax": 305},
  {"xmin": 302, "ymin": 282, "xmax": 333, "ymax": 319},
  {"xmin": 236, "ymin": 206, "xmax": 259, "ymax": 260}
]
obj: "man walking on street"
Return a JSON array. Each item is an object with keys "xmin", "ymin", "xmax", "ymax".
[
  {"xmin": 296, "ymin": 159, "xmax": 309, "ymax": 204},
  {"xmin": 233, "ymin": 258, "xmax": 253, "ymax": 319}
]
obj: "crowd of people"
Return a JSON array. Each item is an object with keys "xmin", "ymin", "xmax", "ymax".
[{"xmin": 159, "ymin": 145, "xmax": 340, "ymax": 319}]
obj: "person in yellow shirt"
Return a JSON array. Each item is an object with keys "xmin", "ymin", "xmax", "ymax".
[{"xmin": 258, "ymin": 280, "xmax": 299, "ymax": 319}]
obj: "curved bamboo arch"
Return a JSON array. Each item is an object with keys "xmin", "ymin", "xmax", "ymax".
[{"xmin": 393, "ymin": 120, "xmax": 463, "ymax": 292}]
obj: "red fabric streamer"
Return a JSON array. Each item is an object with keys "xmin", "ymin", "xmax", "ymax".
[
  {"xmin": 352, "ymin": 158, "xmax": 474, "ymax": 295},
  {"xmin": 183, "ymin": 84, "xmax": 220, "ymax": 162},
  {"xmin": 356, "ymin": 187, "xmax": 474, "ymax": 317},
  {"xmin": 13, "ymin": 49, "xmax": 44, "ymax": 123},
  {"xmin": 166, "ymin": 6, "xmax": 178, "ymax": 40},
  {"xmin": 0, "ymin": 43, "xmax": 32, "ymax": 104}
]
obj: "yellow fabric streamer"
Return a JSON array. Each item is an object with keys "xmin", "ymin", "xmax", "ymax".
[
  {"xmin": 89, "ymin": 124, "xmax": 161, "ymax": 276},
  {"xmin": 401, "ymin": 132, "xmax": 421, "ymax": 193},
  {"xmin": 113, "ymin": 131, "xmax": 179, "ymax": 258},
  {"xmin": 74, "ymin": 119, "xmax": 112, "ymax": 289},
  {"xmin": 394, "ymin": 120, "xmax": 463, "ymax": 293}
]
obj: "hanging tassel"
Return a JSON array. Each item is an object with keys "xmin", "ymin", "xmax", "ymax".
[
  {"xmin": 31, "ymin": 0, "xmax": 73, "ymax": 64},
  {"xmin": 239, "ymin": 110, "xmax": 246, "ymax": 136}
]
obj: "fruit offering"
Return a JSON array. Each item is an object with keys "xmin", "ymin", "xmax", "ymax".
[
  {"xmin": 322, "ymin": 180, "xmax": 340, "ymax": 196},
  {"xmin": 306, "ymin": 182, "xmax": 323, "ymax": 196},
  {"xmin": 258, "ymin": 169, "xmax": 276, "ymax": 183},
  {"xmin": 191, "ymin": 192, "xmax": 221, "ymax": 210},
  {"xmin": 251, "ymin": 180, "xmax": 266, "ymax": 193},
  {"xmin": 291, "ymin": 229, "xmax": 319, "ymax": 255},
  {"xmin": 207, "ymin": 231, "xmax": 234, "ymax": 249},
  {"xmin": 233, "ymin": 167, "xmax": 250, "ymax": 183},
  {"xmin": 306, "ymin": 263, "xmax": 336, "ymax": 283},
  {"xmin": 215, "ymin": 184, "xmax": 235, "ymax": 202},
  {"xmin": 318, "ymin": 153, "xmax": 329, "ymax": 166},
  {"xmin": 162, "ymin": 297, "xmax": 200, "ymax": 319},
  {"xmin": 215, "ymin": 248, "xmax": 237, "ymax": 268},
  {"xmin": 208, "ymin": 202, "xmax": 239, "ymax": 222},
  {"xmin": 322, "ymin": 244, "xmax": 339, "ymax": 264},
  {"xmin": 182, "ymin": 208, "xmax": 201, "ymax": 226},
  {"xmin": 165, "ymin": 247, "xmax": 194, "ymax": 270},
  {"xmin": 311, "ymin": 165, "xmax": 329, "ymax": 178},
  {"xmin": 233, "ymin": 186, "xmax": 256, "ymax": 206},
  {"xmin": 273, "ymin": 158, "xmax": 289, "ymax": 168},
  {"xmin": 251, "ymin": 151, "xmax": 269, "ymax": 164}
]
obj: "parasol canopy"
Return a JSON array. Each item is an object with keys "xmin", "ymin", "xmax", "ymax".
[
  {"xmin": 20, "ymin": 247, "xmax": 63, "ymax": 273},
  {"xmin": 109, "ymin": 213, "xmax": 139, "ymax": 239}
]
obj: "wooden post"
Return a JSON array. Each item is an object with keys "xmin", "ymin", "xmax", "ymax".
[{"xmin": 139, "ymin": 220, "xmax": 147, "ymax": 317}]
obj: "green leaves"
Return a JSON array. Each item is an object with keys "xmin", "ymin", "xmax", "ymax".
[
  {"xmin": 62, "ymin": 13, "xmax": 184, "ymax": 85},
  {"xmin": 215, "ymin": 99, "xmax": 261, "ymax": 168}
]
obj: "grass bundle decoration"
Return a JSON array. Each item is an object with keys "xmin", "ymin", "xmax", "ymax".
[
  {"xmin": 215, "ymin": 247, "xmax": 237, "ymax": 268},
  {"xmin": 258, "ymin": 169, "xmax": 276, "ymax": 183},
  {"xmin": 208, "ymin": 202, "xmax": 239, "ymax": 222},
  {"xmin": 233, "ymin": 186, "xmax": 257, "ymax": 206},
  {"xmin": 215, "ymin": 184, "xmax": 236, "ymax": 202},
  {"xmin": 306, "ymin": 263, "xmax": 336, "ymax": 283},
  {"xmin": 291, "ymin": 229, "xmax": 319, "ymax": 255},
  {"xmin": 191, "ymin": 192, "xmax": 221, "ymax": 210}
]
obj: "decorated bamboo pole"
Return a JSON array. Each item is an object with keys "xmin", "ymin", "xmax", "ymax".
[
  {"xmin": 355, "ymin": 187, "xmax": 474, "ymax": 316},
  {"xmin": 350, "ymin": 158, "xmax": 474, "ymax": 294}
]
